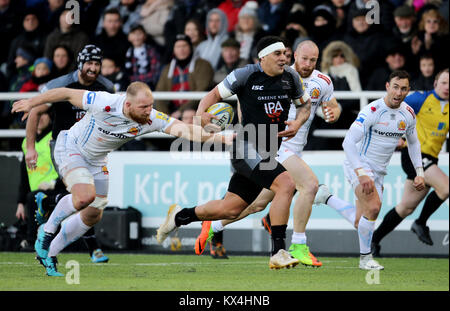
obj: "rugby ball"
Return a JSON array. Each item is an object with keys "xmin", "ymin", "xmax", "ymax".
[{"xmin": 206, "ymin": 102, "xmax": 235, "ymax": 131}]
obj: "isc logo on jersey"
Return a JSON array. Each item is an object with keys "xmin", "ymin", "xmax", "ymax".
[{"xmin": 264, "ymin": 101, "xmax": 283, "ymax": 119}]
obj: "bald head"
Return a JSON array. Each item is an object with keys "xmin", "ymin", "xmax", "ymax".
[
  {"xmin": 296, "ymin": 40, "xmax": 319, "ymax": 54},
  {"xmin": 294, "ymin": 40, "xmax": 319, "ymax": 78},
  {"xmin": 125, "ymin": 81, "xmax": 154, "ymax": 124}
]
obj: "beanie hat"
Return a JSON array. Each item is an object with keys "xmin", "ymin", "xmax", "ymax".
[
  {"xmin": 238, "ymin": 1, "xmax": 258, "ymax": 18},
  {"xmin": 16, "ymin": 46, "xmax": 36, "ymax": 63},
  {"xmin": 77, "ymin": 45, "xmax": 103, "ymax": 70},
  {"xmin": 33, "ymin": 57, "xmax": 53, "ymax": 71}
]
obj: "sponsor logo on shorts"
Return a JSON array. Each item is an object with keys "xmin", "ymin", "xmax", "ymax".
[{"xmin": 101, "ymin": 166, "xmax": 109, "ymax": 175}]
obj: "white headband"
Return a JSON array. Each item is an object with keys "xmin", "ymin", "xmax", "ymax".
[{"xmin": 258, "ymin": 42, "xmax": 286, "ymax": 58}]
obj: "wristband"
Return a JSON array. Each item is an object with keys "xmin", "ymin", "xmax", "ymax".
[
  {"xmin": 356, "ymin": 168, "xmax": 368, "ymax": 177},
  {"xmin": 415, "ymin": 167, "xmax": 424, "ymax": 177}
]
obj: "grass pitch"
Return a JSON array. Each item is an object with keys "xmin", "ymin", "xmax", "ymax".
[{"xmin": 0, "ymin": 252, "xmax": 448, "ymax": 291}]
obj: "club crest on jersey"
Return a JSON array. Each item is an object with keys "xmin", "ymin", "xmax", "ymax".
[
  {"xmin": 264, "ymin": 101, "xmax": 283, "ymax": 121},
  {"xmin": 310, "ymin": 88, "xmax": 320, "ymax": 99},
  {"xmin": 397, "ymin": 120, "xmax": 406, "ymax": 131},
  {"xmin": 127, "ymin": 127, "xmax": 139, "ymax": 136},
  {"xmin": 86, "ymin": 92, "xmax": 96, "ymax": 105}
]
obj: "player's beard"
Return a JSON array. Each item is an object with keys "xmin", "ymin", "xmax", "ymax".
[
  {"xmin": 80, "ymin": 68, "xmax": 100, "ymax": 84},
  {"xmin": 129, "ymin": 109, "xmax": 150, "ymax": 124},
  {"xmin": 296, "ymin": 63, "xmax": 314, "ymax": 78}
]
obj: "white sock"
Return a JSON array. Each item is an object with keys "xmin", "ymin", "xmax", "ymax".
[
  {"xmin": 48, "ymin": 213, "xmax": 91, "ymax": 257},
  {"xmin": 291, "ymin": 232, "xmax": 307, "ymax": 244},
  {"xmin": 357, "ymin": 216, "xmax": 376, "ymax": 255},
  {"xmin": 44, "ymin": 194, "xmax": 77, "ymax": 234},
  {"xmin": 211, "ymin": 220, "xmax": 224, "ymax": 233},
  {"xmin": 327, "ymin": 195, "xmax": 356, "ymax": 226}
]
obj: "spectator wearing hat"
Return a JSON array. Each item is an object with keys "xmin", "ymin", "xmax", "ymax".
[
  {"xmin": 140, "ymin": 0, "xmax": 174, "ymax": 46},
  {"xmin": 309, "ymin": 4, "xmax": 341, "ymax": 53},
  {"xmin": 214, "ymin": 38, "xmax": 250, "ymax": 85},
  {"xmin": 8, "ymin": 45, "xmax": 36, "ymax": 128},
  {"xmin": 195, "ymin": 8, "xmax": 230, "ymax": 70},
  {"xmin": 9, "ymin": 46, "xmax": 35, "ymax": 91},
  {"xmin": 343, "ymin": 8, "xmax": 384, "ymax": 87},
  {"xmin": 43, "ymin": 9, "xmax": 90, "ymax": 63},
  {"xmin": 124, "ymin": 24, "xmax": 162, "ymax": 90},
  {"xmin": 20, "ymin": 57, "xmax": 53, "ymax": 92},
  {"xmin": 7, "ymin": 8, "xmax": 47, "ymax": 78},
  {"xmin": 366, "ymin": 45, "xmax": 407, "ymax": 90},
  {"xmin": 320, "ymin": 40, "xmax": 361, "ymax": 130},
  {"xmin": 230, "ymin": 1, "xmax": 267, "ymax": 63},
  {"xmin": 155, "ymin": 34, "xmax": 214, "ymax": 119}
]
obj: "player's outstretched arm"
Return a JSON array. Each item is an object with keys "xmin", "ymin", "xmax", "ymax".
[
  {"xmin": 164, "ymin": 119, "xmax": 235, "ymax": 145},
  {"xmin": 11, "ymin": 88, "xmax": 85, "ymax": 120}
]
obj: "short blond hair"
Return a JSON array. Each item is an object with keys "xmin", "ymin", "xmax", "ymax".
[{"xmin": 126, "ymin": 81, "xmax": 152, "ymax": 98}]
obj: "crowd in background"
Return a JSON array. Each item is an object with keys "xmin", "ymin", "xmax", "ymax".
[{"xmin": 0, "ymin": 0, "xmax": 448, "ymax": 135}]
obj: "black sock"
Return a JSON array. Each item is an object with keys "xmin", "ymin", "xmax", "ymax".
[
  {"xmin": 174, "ymin": 207, "xmax": 199, "ymax": 227},
  {"xmin": 212, "ymin": 230, "xmax": 223, "ymax": 246},
  {"xmin": 372, "ymin": 207, "xmax": 403, "ymax": 244},
  {"xmin": 271, "ymin": 225, "xmax": 287, "ymax": 256},
  {"xmin": 82, "ymin": 227, "xmax": 99, "ymax": 256},
  {"xmin": 416, "ymin": 191, "xmax": 445, "ymax": 225}
]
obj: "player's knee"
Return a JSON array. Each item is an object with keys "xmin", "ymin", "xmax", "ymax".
[
  {"xmin": 274, "ymin": 173, "xmax": 295, "ymax": 196},
  {"xmin": 73, "ymin": 192, "xmax": 96, "ymax": 209},
  {"xmin": 367, "ymin": 203, "xmax": 381, "ymax": 219},
  {"xmin": 301, "ymin": 177, "xmax": 319, "ymax": 196}
]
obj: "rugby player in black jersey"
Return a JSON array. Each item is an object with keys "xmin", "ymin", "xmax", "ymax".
[{"xmin": 157, "ymin": 36, "xmax": 312, "ymax": 269}]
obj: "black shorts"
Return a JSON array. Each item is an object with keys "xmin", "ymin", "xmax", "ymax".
[
  {"xmin": 401, "ymin": 148, "xmax": 438, "ymax": 180},
  {"xmin": 228, "ymin": 157, "xmax": 286, "ymax": 205}
]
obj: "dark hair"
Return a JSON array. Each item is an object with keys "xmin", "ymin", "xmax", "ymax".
[
  {"xmin": 103, "ymin": 8, "xmax": 121, "ymax": 20},
  {"xmin": 388, "ymin": 70, "xmax": 410, "ymax": 82},
  {"xmin": 419, "ymin": 53, "xmax": 434, "ymax": 61},
  {"xmin": 256, "ymin": 36, "xmax": 284, "ymax": 57}
]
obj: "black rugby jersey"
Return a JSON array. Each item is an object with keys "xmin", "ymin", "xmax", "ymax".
[
  {"xmin": 41, "ymin": 71, "xmax": 115, "ymax": 139},
  {"xmin": 222, "ymin": 63, "xmax": 304, "ymax": 156}
]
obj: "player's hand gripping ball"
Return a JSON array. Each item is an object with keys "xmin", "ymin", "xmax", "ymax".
[{"xmin": 206, "ymin": 102, "xmax": 235, "ymax": 131}]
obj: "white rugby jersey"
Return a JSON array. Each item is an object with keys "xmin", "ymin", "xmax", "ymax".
[
  {"xmin": 66, "ymin": 91, "xmax": 175, "ymax": 165},
  {"xmin": 343, "ymin": 97, "xmax": 419, "ymax": 174},
  {"xmin": 285, "ymin": 68, "xmax": 334, "ymax": 150}
]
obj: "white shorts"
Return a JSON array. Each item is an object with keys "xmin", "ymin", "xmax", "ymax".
[
  {"xmin": 54, "ymin": 131, "xmax": 109, "ymax": 196},
  {"xmin": 276, "ymin": 140, "xmax": 303, "ymax": 164},
  {"xmin": 343, "ymin": 159, "xmax": 384, "ymax": 201}
]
